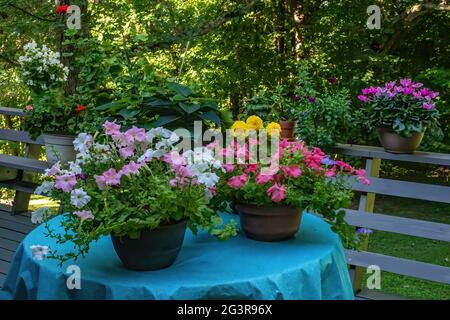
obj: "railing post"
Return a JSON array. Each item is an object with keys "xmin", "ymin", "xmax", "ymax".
[{"xmin": 352, "ymin": 157, "xmax": 381, "ymax": 293}]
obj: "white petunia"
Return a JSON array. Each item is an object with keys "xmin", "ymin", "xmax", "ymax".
[
  {"xmin": 31, "ymin": 207, "xmax": 52, "ymax": 224},
  {"xmin": 197, "ymin": 172, "xmax": 219, "ymax": 188},
  {"xmin": 146, "ymin": 127, "xmax": 172, "ymax": 141},
  {"xmin": 35, "ymin": 181, "xmax": 55, "ymax": 196},
  {"xmin": 30, "ymin": 245, "xmax": 50, "ymax": 261},
  {"xmin": 70, "ymin": 188, "xmax": 91, "ymax": 209},
  {"xmin": 73, "ymin": 133, "xmax": 93, "ymax": 154},
  {"xmin": 68, "ymin": 161, "xmax": 82, "ymax": 175}
]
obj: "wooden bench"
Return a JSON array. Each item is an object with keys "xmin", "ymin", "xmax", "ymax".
[
  {"xmin": 333, "ymin": 143, "xmax": 450, "ymax": 300},
  {"xmin": 0, "ymin": 107, "xmax": 50, "ymax": 214}
]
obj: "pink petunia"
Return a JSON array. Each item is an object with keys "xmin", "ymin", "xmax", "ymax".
[
  {"xmin": 354, "ymin": 168, "xmax": 370, "ymax": 186},
  {"xmin": 255, "ymin": 173, "xmax": 274, "ymax": 185},
  {"xmin": 163, "ymin": 151, "xmax": 186, "ymax": 168},
  {"xmin": 102, "ymin": 168, "xmax": 121, "ymax": 186},
  {"xmin": 227, "ymin": 174, "xmax": 248, "ymax": 189},
  {"xmin": 124, "ymin": 126, "xmax": 147, "ymax": 144},
  {"xmin": 119, "ymin": 161, "xmax": 141, "ymax": 176},
  {"xmin": 55, "ymin": 174, "xmax": 77, "ymax": 193},
  {"xmin": 282, "ymin": 165, "xmax": 302, "ymax": 178},
  {"xmin": 73, "ymin": 210, "xmax": 94, "ymax": 221},
  {"xmin": 222, "ymin": 164, "xmax": 235, "ymax": 173},
  {"xmin": 94, "ymin": 175, "xmax": 107, "ymax": 190},
  {"xmin": 45, "ymin": 161, "xmax": 61, "ymax": 177},
  {"xmin": 103, "ymin": 120, "xmax": 121, "ymax": 136},
  {"xmin": 244, "ymin": 164, "xmax": 259, "ymax": 174},
  {"xmin": 119, "ymin": 146, "xmax": 135, "ymax": 159},
  {"xmin": 324, "ymin": 166, "xmax": 336, "ymax": 177},
  {"xmin": 25, "ymin": 105, "xmax": 33, "ymax": 111},
  {"xmin": 266, "ymin": 183, "xmax": 286, "ymax": 203}
]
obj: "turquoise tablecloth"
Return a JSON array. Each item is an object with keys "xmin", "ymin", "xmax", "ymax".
[{"xmin": 0, "ymin": 213, "xmax": 354, "ymax": 300}]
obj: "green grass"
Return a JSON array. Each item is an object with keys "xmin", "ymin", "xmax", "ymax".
[{"xmin": 358, "ymin": 195, "xmax": 450, "ymax": 300}]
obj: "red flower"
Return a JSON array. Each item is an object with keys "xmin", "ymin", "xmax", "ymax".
[
  {"xmin": 76, "ymin": 105, "xmax": 86, "ymax": 113},
  {"xmin": 55, "ymin": 5, "xmax": 69, "ymax": 14}
]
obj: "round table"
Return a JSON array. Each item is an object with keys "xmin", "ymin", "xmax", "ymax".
[{"xmin": 0, "ymin": 213, "xmax": 354, "ymax": 300}]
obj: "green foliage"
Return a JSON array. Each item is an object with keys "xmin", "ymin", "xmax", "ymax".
[
  {"xmin": 242, "ymin": 85, "xmax": 296, "ymax": 122},
  {"xmin": 292, "ymin": 64, "xmax": 353, "ymax": 150}
]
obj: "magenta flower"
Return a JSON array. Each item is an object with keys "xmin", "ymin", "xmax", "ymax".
[
  {"xmin": 267, "ymin": 183, "xmax": 286, "ymax": 203},
  {"xmin": 282, "ymin": 165, "xmax": 302, "ymax": 178},
  {"xmin": 103, "ymin": 120, "xmax": 121, "ymax": 136},
  {"xmin": 222, "ymin": 164, "xmax": 235, "ymax": 173},
  {"xmin": 358, "ymin": 95, "xmax": 368, "ymax": 103},
  {"xmin": 255, "ymin": 173, "xmax": 274, "ymax": 185},
  {"xmin": 73, "ymin": 210, "xmax": 94, "ymax": 221},
  {"xmin": 399, "ymin": 78, "xmax": 412, "ymax": 87},
  {"xmin": 244, "ymin": 164, "xmax": 259, "ymax": 174},
  {"xmin": 327, "ymin": 76, "xmax": 337, "ymax": 85},
  {"xmin": 423, "ymin": 102, "xmax": 435, "ymax": 110},
  {"xmin": 403, "ymin": 87, "xmax": 414, "ymax": 95},
  {"xmin": 227, "ymin": 174, "xmax": 248, "ymax": 189},
  {"xmin": 55, "ymin": 174, "xmax": 77, "ymax": 193}
]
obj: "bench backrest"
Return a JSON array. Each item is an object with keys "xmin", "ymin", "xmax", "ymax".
[
  {"xmin": 0, "ymin": 107, "xmax": 44, "ymax": 146},
  {"xmin": 333, "ymin": 144, "xmax": 450, "ymax": 286}
]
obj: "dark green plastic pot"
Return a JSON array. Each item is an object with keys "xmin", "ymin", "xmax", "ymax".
[{"xmin": 111, "ymin": 220, "xmax": 187, "ymax": 271}]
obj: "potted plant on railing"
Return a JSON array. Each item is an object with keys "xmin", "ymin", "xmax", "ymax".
[
  {"xmin": 212, "ymin": 139, "xmax": 369, "ymax": 248},
  {"xmin": 31, "ymin": 121, "xmax": 236, "ymax": 270},
  {"xmin": 358, "ymin": 79, "xmax": 441, "ymax": 153},
  {"xmin": 18, "ymin": 40, "xmax": 85, "ymax": 163}
]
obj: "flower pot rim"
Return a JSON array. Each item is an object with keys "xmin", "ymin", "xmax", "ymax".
[{"xmin": 112, "ymin": 219, "xmax": 187, "ymax": 238}]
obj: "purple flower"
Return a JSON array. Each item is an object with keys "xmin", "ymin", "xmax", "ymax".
[
  {"xmin": 321, "ymin": 157, "xmax": 337, "ymax": 166},
  {"xmin": 293, "ymin": 95, "xmax": 301, "ymax": 102},
  {"xmin": 423, "ymin": 102, "xmax": 435, "ymax": 110},
  {"xmin": 358, "ymin": 95, "xmax": 368, "ymax": 103},
  {"xmin": 403, "ymin": 87, "xmax": 414, "ymax": 95},
  {"xmin": 400, "ymin": 78, "xmax": 412, "ymax": 87},
  {"xmin": 307, "ymin": 96, "xmax": 316, "ymax": 103},
  {"xmin": 356, "ymin": 227, "xmax": 373, "ymax": 235},
  {"xmin": 76, "ymin": 173, "xmax": 88, "ymax": 181},
  {"xmin": 327, "ymin": 76, "xmax": 337, "ymax": 85}
]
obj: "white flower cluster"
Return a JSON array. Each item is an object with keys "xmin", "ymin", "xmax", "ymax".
[
  {"xmin": 183, "ymin": 147, "xmax": 221, "ymax": 189},
  {"xmin": 19, "ymin": 40, "xmax": 69, "ymax": 91}
]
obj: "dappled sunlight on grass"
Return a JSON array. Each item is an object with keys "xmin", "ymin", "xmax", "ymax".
[{"xmin": 29, "ymin": 195, "xmax": 59, "ymax": 211}]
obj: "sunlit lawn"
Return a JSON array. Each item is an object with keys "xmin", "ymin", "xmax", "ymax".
[{"xmin": 360, "ymin": 195, "xmax": 450, "ymax": 300}]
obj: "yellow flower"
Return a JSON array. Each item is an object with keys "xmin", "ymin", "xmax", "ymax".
[
  {"xmin": 231, "ymin": 120, "xmax": 250, "ymax": 137},
  {"xmin": 246, "ymin": 115, "xmax": 264, "ymax": 130},
  {"xmin": 266, "ymin": 122, "xmax": 281, "ymax": 136}
]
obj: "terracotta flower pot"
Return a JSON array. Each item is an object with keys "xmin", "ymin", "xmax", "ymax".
[
  {"xmin": 377, "ymin": 127, "xmax": 425, "ymax": 154},
  {"xmin": 111, "ymin": 220, "xmax": 187, "ymax": 271},
  {"xmin": 280, "ymin": 120, "xmax": 297, "ymax": 141},
  {"xmin": 235, "ymin": 202, "xmax": 303, "ymax": 241},
  {"xmin": 43, "ymin": 134, "xmax": 76, "ymax": 164}
]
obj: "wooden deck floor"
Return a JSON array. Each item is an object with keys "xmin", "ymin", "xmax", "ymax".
[{"xmin": 0, "ymin": 208, "xmax": 35, "ymax": 288}]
